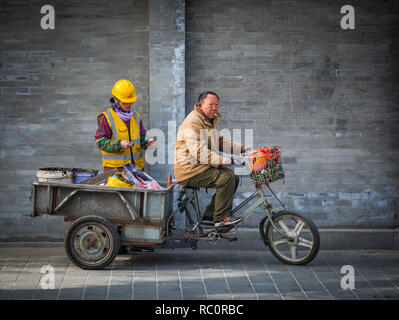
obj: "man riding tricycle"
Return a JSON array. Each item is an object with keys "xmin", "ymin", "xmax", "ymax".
[{"xmin": 171, "ymin": 91, "xmax": 319, "ymax": 265}]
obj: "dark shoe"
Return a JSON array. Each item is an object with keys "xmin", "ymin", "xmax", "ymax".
[
  {"xmin": 202, "ymin": 215, "xmax": 213, "ymax": 222},
  {"xmin": 214, "ymin": 216, "xmax": 240, "ymax": 227}
]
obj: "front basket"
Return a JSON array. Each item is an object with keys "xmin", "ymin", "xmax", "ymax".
[{"xmin": 249, "ymin": 164, "xmax": 285, "ymax": 184}]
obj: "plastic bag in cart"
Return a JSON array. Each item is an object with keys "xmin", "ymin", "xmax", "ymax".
[
  {"xmin": 106, "ymin": 173, "xmax": 135, "ymax": 188},
  {"xmin": 122, "ymin": 163, "xmax": 164, "ymax": 190}
]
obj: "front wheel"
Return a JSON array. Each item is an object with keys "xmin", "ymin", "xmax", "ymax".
[{"xmin": 263, "ymin": 211, "xmax": 320, "ymax": 265}]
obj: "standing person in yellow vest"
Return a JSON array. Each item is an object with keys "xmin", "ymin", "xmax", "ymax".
[{"xmin": 95, "ymin": 79, "xmax": 155, "ymax": 172}]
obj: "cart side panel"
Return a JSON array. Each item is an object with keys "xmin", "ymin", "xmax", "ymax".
[
  {"xmin": 33, "ymin": 183, "xmax": 175, "ymax": 223},
  {"xmin": 59, "ymin": 190, "xmax": 137, "ymax": 221},
  {"xmin": 121, "ymin": 225, "xmax": 164, "ymax": 243},
  {"xmin": 32, "ymin": 184, "xmax": 138, "ymax": 221},
  {"xmin": 162, "ymin": 188, "xmax": 175, "ymax": 221},
  {"xmin": 33, "ymin": 184, "xmax": 52, "ymax": 214},
  {"xmin": 144, "ymin": 190, "xmax": 173, "ymax": 221}
]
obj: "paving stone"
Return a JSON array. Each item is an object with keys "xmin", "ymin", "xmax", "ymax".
[
  {"xmin": 107, "ymin": 266, "xmax": 133, "ymax": 300},
  {"xmin": 288, "ymin": 266, "xmax": 333, "ymax": 300}
]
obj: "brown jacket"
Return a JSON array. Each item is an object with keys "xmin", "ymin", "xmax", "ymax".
[{"xmin": 174, "ymin": 105, "xmax": 245, "ymax": 182}]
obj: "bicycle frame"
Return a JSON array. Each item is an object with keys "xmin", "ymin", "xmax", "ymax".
[{"xmin": 166, "ymin": 181, "xmax": 288, "ymax": 241}]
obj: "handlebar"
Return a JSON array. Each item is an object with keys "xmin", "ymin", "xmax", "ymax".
[{"xmin": 230, "ymin": 153, "xmax": 248, "ymax": 166}]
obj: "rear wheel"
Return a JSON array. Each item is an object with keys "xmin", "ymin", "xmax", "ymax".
[
  {"xmin": 263, "ymin": 211, "xmax": 320, "ymax": 265},
  {"xmin": 64, "ymin": 215, "xmax": 120, "ymax": 270}
]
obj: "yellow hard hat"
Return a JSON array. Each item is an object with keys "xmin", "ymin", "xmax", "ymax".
[{"xmin": 112, "ymin": 79, "xmax": 137, "ymax": 103}]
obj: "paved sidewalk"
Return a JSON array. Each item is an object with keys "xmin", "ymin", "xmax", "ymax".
[{"xmin": 0, "ymin": 245, "xmax": 398, "ymax": 300}]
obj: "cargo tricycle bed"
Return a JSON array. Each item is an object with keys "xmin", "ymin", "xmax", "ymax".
[{"xmin": 31, "ymin": 168, "xmax": 177, "ymax": 269}]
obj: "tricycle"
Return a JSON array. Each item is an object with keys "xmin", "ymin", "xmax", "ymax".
[{"xmin": 31, "ymin": 158, "xmax": 320, "ymax": 270}]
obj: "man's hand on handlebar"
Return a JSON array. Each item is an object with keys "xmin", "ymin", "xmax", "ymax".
[
  {"xmin": 220, "ymin": 157, "xmax": 232, "ymax": 167},
  {"xmin": 242, "ymin": 145, "xmax": 252, "ymax": 154},
  {"xmin": 220, "ymin": 145, "xmax": 253, "ymax": 167}
]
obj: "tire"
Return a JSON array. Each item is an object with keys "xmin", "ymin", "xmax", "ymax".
[
  {"xmin": 263, "ymin": 211, "xmax": 320, "ymax": 265},
  {"xmin": 64, "ymin": 215, "xmax": 120, "ymax": 270},
  {"xmin": 259, "ymin": 216, "xmax": 269, "ymax": 247}
]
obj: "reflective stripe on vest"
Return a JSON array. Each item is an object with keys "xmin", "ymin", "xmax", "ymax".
[
  {"xmin": 105, "ymin": 110, "xmax": 117, "ymax": 138},
  {"xmin": 102, "ymin": 152, "xmax": 144, "ymax": 160}
]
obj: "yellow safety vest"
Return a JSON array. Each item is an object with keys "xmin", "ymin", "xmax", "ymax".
[{"xmin": 98, "ymin": 108, "xmax": 144, "ymax": 170}]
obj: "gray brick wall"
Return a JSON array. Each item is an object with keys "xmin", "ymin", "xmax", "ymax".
[
  {"xmin": 0, "ymin": 0, "xmax": 150, "ymax": 239},
  {"xmin": 186, "ymin": 0, "xmax": 399, "ymax": 228},
  {"xmin": 0, "ymin": 0, "xmax": 398, "ymax": 240}
]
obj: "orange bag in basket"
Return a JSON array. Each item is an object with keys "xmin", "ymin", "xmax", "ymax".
[{"xmin": 248, "ymin": 146, "xmax": 280, "ymax": 173}]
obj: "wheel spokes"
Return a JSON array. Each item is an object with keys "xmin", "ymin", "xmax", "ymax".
[
  {"xmin": 269, "ymin": 215, "xmax": 315, "ymax": 262},
  {"xmin": 277, "ymin": 220, "xmax": 291, "ymax": 234},
  {"xmin": 293, "ymin": 221, "xmax": 305, "ymax": 235},
  {"xmin": 273, "ymin": 238, "xmax": 289, "ymax": 246},
  {"xmin": 297, "ymin": 237, "xmax": 313, "ymax": 248},
  {"xmin": 290, "ymin": 245, "xmax": 297, "ymax": 260},
  {"xmin": 265, "ymin": 212, "xmax": 319, "ymax": 265}
]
